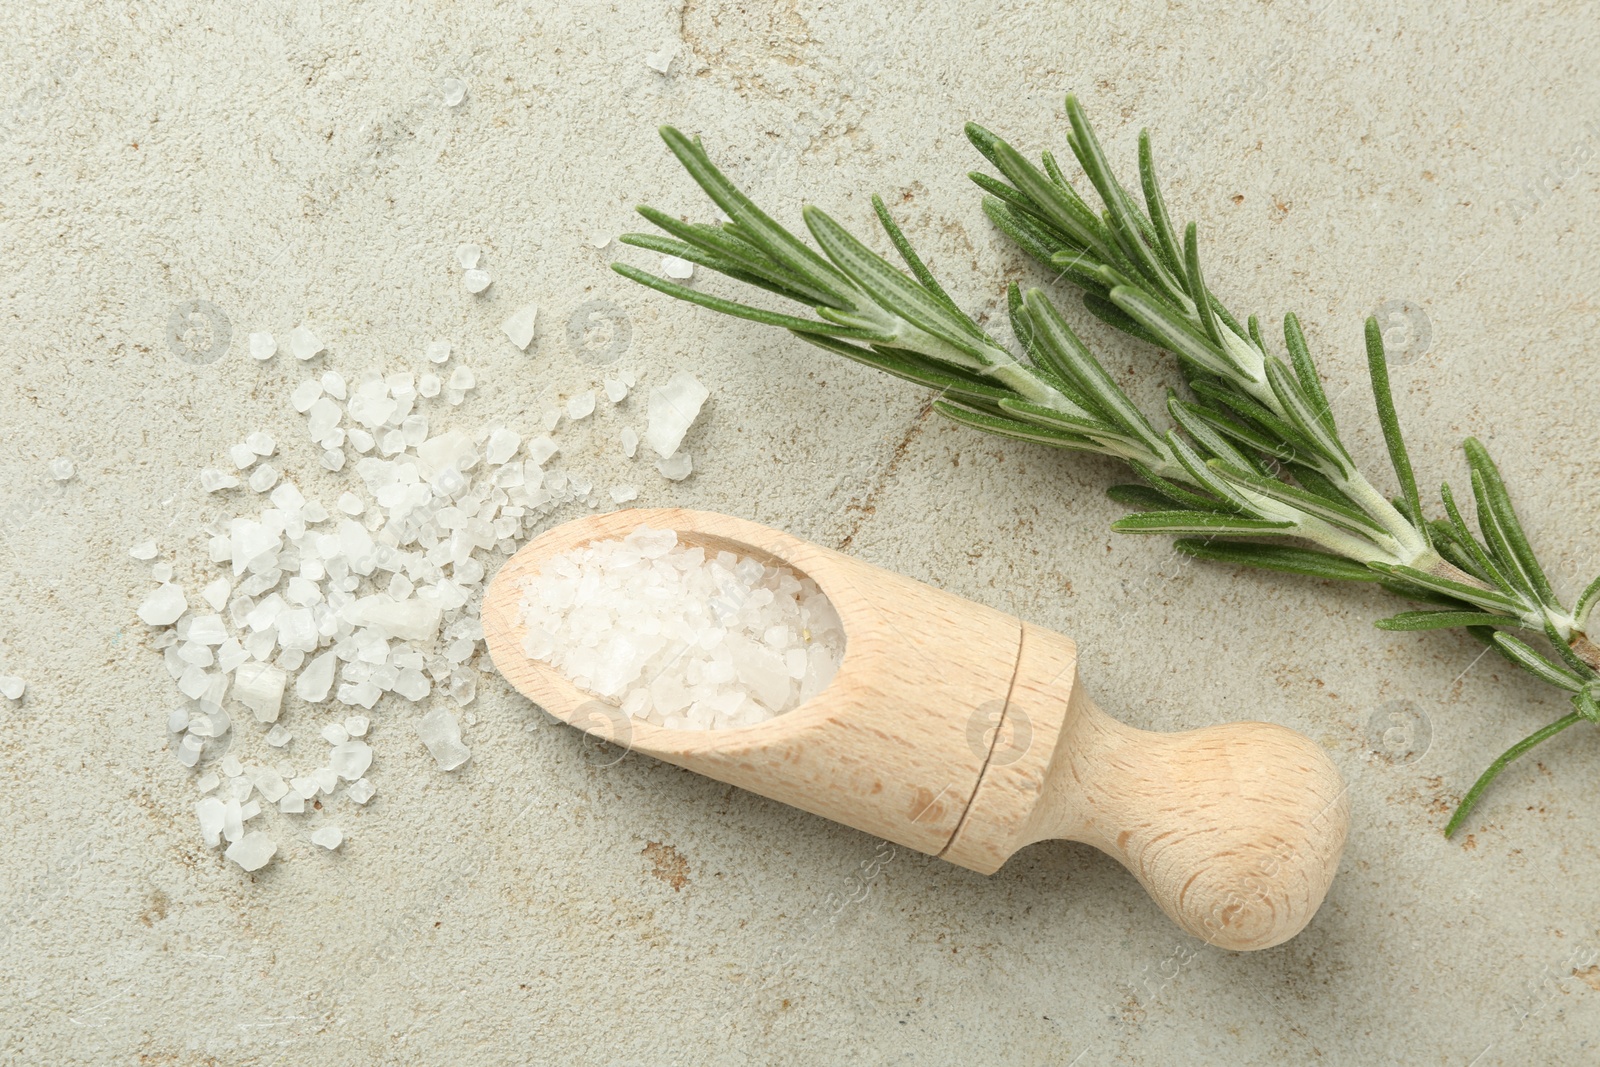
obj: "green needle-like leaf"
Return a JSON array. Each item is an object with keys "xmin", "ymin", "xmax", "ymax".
[
  {"xmin": 611, "ymin": 264, "xmax": 890, "ymax": 341},
  {"xmin": 1364, "ymin": 318, "xmax": 1429, "ymax": 550},
  {"xmin": 870, "ymin": 195, "xmax": 972, "ymax": 329},
  {"xmin": 1173, "ymin": 539, "xmax": 1385, "ymax": 582},
  {"xmin": 1445, "ymin": 712, "xmax": 1584, "ymax": 837},
  {"xmin": 1464, "ymin": 438, "xmax": 1558, "ymax": 608},
  {"xmin": 1493, "ymin": 632, "xmax": 1585, "ymax": 693},
  {"xmin": 1375, "ymin": 610, "xmax": 1515, "ymax": 632},
  {"xmin": 1112, "ymin": 511, "xmax": 1297, "ymax": 535}
]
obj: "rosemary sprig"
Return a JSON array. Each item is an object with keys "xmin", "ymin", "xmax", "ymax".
[{"xmin": 613, "ymin": 100, "xmax": 1600, "ymax": 835}]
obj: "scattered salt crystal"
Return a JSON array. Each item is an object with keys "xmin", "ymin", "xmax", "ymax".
[
  {"xmin": 501, "ymin": 303, "xmax": 538, "ymax": 350},
  {"xmin": 589, "ymin": 231, "xmax": 611, "ymax": 249},
  {"xmin": 661, "ymin": 255, "xmax": 694, "ymax": 280},
  {"xmin": 321, "ymin": 449, "xmax": 346, "ymax": 472},
  {"xmin": 656, "ymin": 452, "xmax": 693, "ymax": 481},
  {"xmin": 234, "ymin": 662, "xmax": 287, "ymax": 722},
  {"xmin": 311, "ymin": 767, "xmax": 339, "ymax": 794},
  {"xmin": 201, "ymin": 578, "xmax": 231, "ymax": 612},
  {"xmin": 418, "ymin": 372, "xmax": 442, "ymax": 398},
  {"xmin": 566, "ymin": 391, "xmax": 596, "ymax": 421},
  {"xmin": 0, "ymin": 676, "xmax": 25, "ymax": 701},
  {"xmin": 620, "ymin": 426, "xmax": 639, "ymax": 459},
  {"xmin": 425, "ymin": 341, "xmax": 451, "ymax": 366},
  {"xmin": 177, "ymin": 734, "xmax": 203, "ymax": 766},
  {"xmin": 246, "ymin": 432, "xmax": 276, "ymax": 457},
  {"xmin": 645, "ymin": 372, "xmax": 709, "ymax": 458},
  {"xmin": 526, "ymin": 435, "xmax": 558, "ymax": 467},
  {"xmin": 291, "ymin": 380, "xmax": 322, "ymax": 412},
  {"xmin": 196, "ymin": 798, "xmax": 226, "ymax": 847},
  {"xmin": 222, "ymin": 754, "xmax": 244, "ymax": 778},
  {"xmin": 249, "ymin": 332, "xmax": 277, "ymax": 361},
  {"xmin": 265, "ymin": 724, "xmax": 293, "ymax": 747},
  {"xmin": 609, "ymin": 484, "xmax": 638, "ymax": 503},
  {"xmin": 289, "ymin": 325, "xmax": 323, "ymax": 360},
  {"xmin": 152, "ymin": 562, "xmax": 174, "ymax": 582},
  {"xmin": 463, "ymin": 269, "xmax": 492, "ymax": 294},
  {"xmin": 200, "ymin": 468, "xmax": 239, "ymax": 492},
  {"xmin": 321, "ymin": 722, "xmax": 350, "ymax": 745},
  {"xmin": 250, "ymin": 765, "xmax": 289, "ymax": 803},
  {"xmin": 130, "ymin": 540, "xmax": 158, "ymax": 560},
  {"xmin": 603, "ymin": 378, "xmax": 629, "ymax": 403},
  {"xmin": 248, "ymin": 464, "xmax": 279, "ymax": 493},
  {"xmin": 296, "ymin": 650, "xmax": 337, "ymax": 703},
  {"xmin": 279, "ymin": 793, "xmax": 305, "ymax": 814},
  {"xmin": 486, "ymin": 427, "xmax": 522, "ymax": 466},
  {"xmin": 138, "ymin": 583, "xmax": 187, "ymax": 626},
  {"xmin": 416, "ymin": 709, "xmax": 471, "ymax": 770},
  {"xmin": 224, "ymin": 831, "xmax": 276, "ymax": 871},
  {"xmin": 346, "ymin": 778, "xmax": 375, "ymax": 804},
  {"xmin": 447, "ymin": 365, "xmax": 476, "ymax": 392},
  {"xmin": 311, "ymin": 825, "xmax": 344, "ymax": 850},
  {"xmin": 329, "ymin": 740, "xmax": 372, "ymax": 780},
  {"xmin": 343, "ymin": 715, "xmax": 369, "ymax": 737},
  {"xmin": 442, "ymin": 78, "xmax": 467, "ymax": 107},
  {"xmin": 337, "ymin": 492, "xmax": 364, "ymax": 516},
  {"xmin": 229, "ymin": 443, "xmax": 258, "ymax": 470},
  {"xmin": 197, "ymin": 772, "xmax": 220, "ymax": 794},
  {"xmin": 321, "ymin": 371, "xmax": 348, "ymax": 400},
  {"xmin": 645, "ymin": 48, "xmax": 674, "ymax": 73},
  {"xmin": 47, "ymin": 456, "xmax": 75, "ymax": 482}
]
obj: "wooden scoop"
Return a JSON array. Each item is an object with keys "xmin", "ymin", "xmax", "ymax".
[{"xmin": 482, "ymin": 508, "xmax": 1349, "ymax": 950}]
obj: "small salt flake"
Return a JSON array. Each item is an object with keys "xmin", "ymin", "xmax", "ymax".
[
  {"xmin": 589, "ymin": 231, "xmax": 611, "ymax": 250},
  {"xmin": 289, "ymin": 325, "xmax": 324, "ymax": 361},
  {"xmin": 343, "ymin": 715, "xmax": 370, "ymax": 737},
  {"xmin": 463, "ymin": 269, "xmax": 492, "ymax": 294},
  {"xmin": 129, "ymin": 540, "xmax": 158, "ymax": 561},
  {"xmin": 329, "ymin": 740, "xmax": 373, "ymax": 780},
  {"xmin": 200, "ymin": 468, "xmax": 239, "ymax": 492},
  {"xmin": 224, "ymin": 831, "xmax": 277, "ymax": 872},
  {"xmin": 661, "ymin": 255, "xmax": 694, "ymax": 280},
  {"xmin": 646, "ymin": 372, "xmax": 709, "ymax": 458},
  {"xmin": 321, "ymin": 722, "xmax": 350, "ymax": 745},
  {"xmin": 337, "ymin": 492, "xmax": 364, "ymax": 515},
  {"xmin": 321, "ymin": 370, "xmax": 348, "ymax": 400},
  {"xmin": 249, "ymin": 332, "xmax": 277, "ymax": 361},
  {"xmin": 657, "ymin": 452, "xmax": 693, "ymax": 481},
  {"xmin": 265, "ymin": 724, "xmax": 293, "ymax": 747},
  {"xmin": 447, "ymin": 366, "xmax": 476, "ymax": 392},
  {"xmin": 228, "ymin": 443, "xmax": 257, "ymax": 470},
  {"xmin": 645, "ymin": 48, "xmax": 674, "ymax": 73},
  {"xmin": 501, "ymin": 303, "xmax": 538, "ymax": 350},
  {"xmin": 278, "ymin": 793, "xmax": 305, "ymax": 814},
  {"xmin": 346, "ymin": 778, "xmax": 375, "ymax": 804},
  {"xmin": 248, "ymin": 464, "xmax": 279, "ymax": 493},
  {"xmin": 201, "ymin": 578, "xmax": 231, "ymax": 612},
  {"xmin": 609, "ymin": 484, "xmax": 638, "ymax": 504},
  {"xmin": 138, "ymin": 583, "xmax": 187, "ymax": 626},
  {"xmin": 486, "ymin": 427, "xmax": 522, "ymax": 466},
  {"xmin": 442, "ymin": 78, "xmax": 467, "ymax": 107},
  {"xmin": 197, "ymin": 772, "xmax": 220, "ymax": 794},
  {"xmin": 222, "ymin": 754, "xmax": 244, "ymax": 778},
  {"xmin": 603, "ymin": 378, "xmax": 629, "ymax": 403},
  {"xmin": 311, "ymin": 825, "xmax": 344, "ymax": 850},
  {"xmin": 566, "ymin": 391, "xmax": 596, "ymax": 421},
  {"xmin": 0, "ymin": 675, "xmax": 24, "ymax": 701},
  {"xmin": 416, "ymin": 708, "xmax": 471, "ymax": 770},
  {"xmin": 526, "ymin": 434, "xmax": 558, "ymax": 466},
  {"xmin": 152, "ymin": 562, "xmax": 174, "ymax": 582},
  {"xmin": 320, "ymin": 449, "xmax": 346, "ymax": 472},
  {"xmin": 620, "ymin": 426, "xmax": 639, "ymax": 459},
  {"xmin": 47, "ymin": 457, "xmax": 75, "ymax": 482},
  {"xmin": 455, "ymin": 243, "xmax": 480, "ymax": 270},
  {"xmin": 245, "ymin": 432, "xmax": 276, "ymax": 457},
  {"xmin": 291, "ymin": 380, "xmax": 323, "ymax": 412},
  {"xmin": 196, "ymin": 798, "xmax": 225, "ymax": 847}
]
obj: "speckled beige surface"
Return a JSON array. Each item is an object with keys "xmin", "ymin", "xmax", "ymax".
[{"xmin": 2, "ymin": 1, "xmax": 1599, "ymax": 1063}]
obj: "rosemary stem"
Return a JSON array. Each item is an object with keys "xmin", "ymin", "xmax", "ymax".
[{"xmin": 1444, "ymin": 712, "xmax": 1584, "ymax": 836}]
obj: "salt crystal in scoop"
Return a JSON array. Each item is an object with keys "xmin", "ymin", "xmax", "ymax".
[{"xmin": 518, "ymin": 526, "xmax": 845, "ymax": 730}]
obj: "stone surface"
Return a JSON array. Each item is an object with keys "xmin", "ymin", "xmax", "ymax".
[{"xmin": 0, "ymin": 2, "xmax": 1597, "ymax": 1064}]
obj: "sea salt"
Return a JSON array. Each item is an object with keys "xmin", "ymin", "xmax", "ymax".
[
  {"xmin": 289, "ymin": 325, "xmax": 323, "ymax": 360},
  {"xmin": 645, "ymin": 372, "xmax": 708, "ymax": 458},
  {"xmin": 603, "ymin": 378, "xmax": 629, "ymax": 403},
  {"xmin": 416, "ymin": 708, "xmax": 471, "ymax": 770},
  {"xmin": 249, "ymin": 332, "xmax": 277, "ymax": 361},
  {"xmin": 311, "ymin": 825, "xmax": 344, "ymax": 850},
  {"xmin": 138, "ymin": 584, "xmax": 187, "ymax": 626},
  {"xmin": 463, "ymin": 269, "xmax": 492, "ymax": 294},
  {"xmin": 0, "ymin": 675, "xmax": 24, "ymax": 701},
  {"xmin": 502, "ymin": 303, "xmax": 538, "ymax": 350},
  {"xmin": 442, "ymin": 78, "xmax": 467, "ymax": 107},
  {"xmin": 609, "ymin": 484, "xmax": 638, "ymax": 503},
  {"xmin": 620, "ymin": 426, "xmax": 639, "ymax": 458},
  {"xmin": 656, "ymin": 452, "xmax": 692, "ymax": 481},
  {"xmin": 661, "ymin": 255, "xmax": 694, "ymax": 280},
  {"xmin": 224, "ymin": 831, "xmax": 276, "ymax": 871},
  {"xmin": 645, "ymin": 48, "xmax": 674, "ymax": 73},
  {"xmin": 518, "ymin": 526, "xmax": 845, "ymax": 730},
  {"xmin": 566, "ymin": 391, "xmax": 596, "ymax": 421},
  {"xmin": 48, "ymin": 457, "xmax": 75, "ymax": 482},
  {"xmin": 347, "ymin": 778, "xmax": 375, "ymax": 804}
]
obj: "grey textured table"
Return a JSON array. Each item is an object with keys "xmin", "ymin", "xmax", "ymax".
[{"xmin": 1, "ymin": 2, "xmax": 1597, "ymax": 1063}]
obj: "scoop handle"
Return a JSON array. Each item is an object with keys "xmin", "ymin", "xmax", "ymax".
[{"xmin": 1038, "ymin": 696, "xmax": 1350, "ymax": 951}]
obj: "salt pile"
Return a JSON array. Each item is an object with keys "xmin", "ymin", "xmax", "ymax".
[
  {"xmin": 139, "ymin": 338, "xmax": 705, "ymax": 870},
  {"xmin": 518, "ymin": 526, "xmax": 845, "ymax": 730}
]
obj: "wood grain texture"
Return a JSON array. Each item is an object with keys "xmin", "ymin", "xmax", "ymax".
[
  {"xmin": 482, "ymin": 508, "xmax": 1020, "ymax": 855},
  {"xmin": 483, "ymin": 509, "xmax": 1349, "ymax": 949}
]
